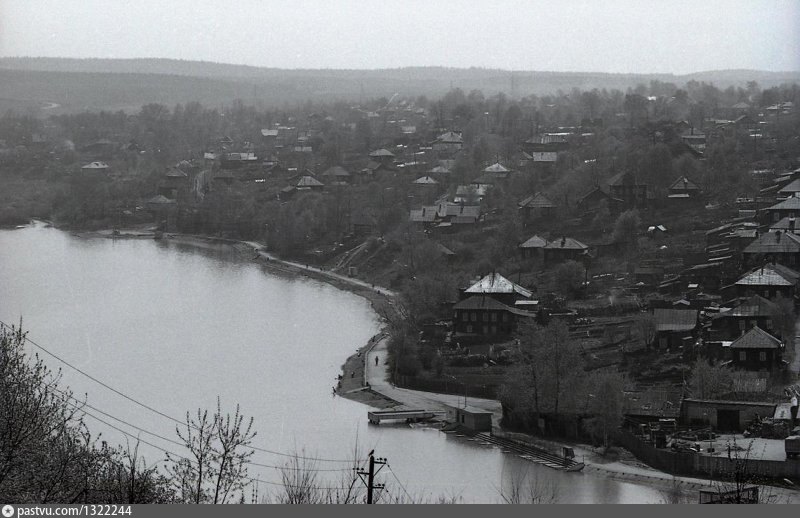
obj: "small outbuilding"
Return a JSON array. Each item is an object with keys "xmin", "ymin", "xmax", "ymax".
[{"xmin": 452, "ymin": 405, "xmax": 493, "ymax": 433}]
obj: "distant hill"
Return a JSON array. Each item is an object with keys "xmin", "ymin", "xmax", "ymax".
[{"xmin": 0, "ymin": 57, "xmax": 797, "ymax": 114}]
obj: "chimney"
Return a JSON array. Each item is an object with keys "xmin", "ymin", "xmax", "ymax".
[
  {"xmin": 777, "ymin": 230, "xmax": 782, "ymax": 243},
  {"xmin": 422, "ymin": 207, "xmax": 426, "ymax": 216},
  {"xmin": 791, "ymin": 217, "xmax": 796, "ymax": 232},
  {"xmin": 460, "ymin": 205, "xmax": 464, "ymax": 214},
  {"xmin": 561, "ymin": 236, "xmax": 567, "ymax": 247}
]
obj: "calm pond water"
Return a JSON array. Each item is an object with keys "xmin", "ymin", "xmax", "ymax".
[{"xmin": 0, "ymin": 224, "xmax": 685, "ymax": 503}]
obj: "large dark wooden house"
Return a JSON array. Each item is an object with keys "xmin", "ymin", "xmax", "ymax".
[{"xmin": 452, "ymin": 273, "xmax": 536, "ymax": 336}]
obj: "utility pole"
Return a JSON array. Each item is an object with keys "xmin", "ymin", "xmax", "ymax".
[{"xmin": 356, "ymin": 452, "xmax": 386, "ymax": 504}]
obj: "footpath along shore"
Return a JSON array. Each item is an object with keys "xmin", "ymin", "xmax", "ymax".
[{"xmin": 71, "ymin": 227, "xmax": 800, "ymax": 501}]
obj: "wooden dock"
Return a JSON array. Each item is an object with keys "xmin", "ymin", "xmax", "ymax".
[
  {"xmin": 471, "ymin": 432, "xmax": 584, "ymax": 471},
  {"xmin": 368, "ymin": 409, "xmax": 446, "ymax": 424}
]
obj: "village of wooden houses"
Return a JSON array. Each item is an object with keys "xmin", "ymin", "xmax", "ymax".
[{"xmin": 3, "ymin": 80, "xmax": 800, "ymax": 484}]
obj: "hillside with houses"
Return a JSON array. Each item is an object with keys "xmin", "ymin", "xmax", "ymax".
[{"xmin": 2, "ymin": 73, "xmax": 800, "ymax": 468}]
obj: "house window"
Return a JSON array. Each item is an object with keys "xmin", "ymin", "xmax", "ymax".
[
  {"xmin": 739, "ymin": 351, "xmax": 747, "ymax": 362},
  {"xmin": 466, "ymin": 325, "xmax": 473, "ymax": 333},
  {"xmin": 482, "ymin": 313, "xmax": 489, "ymax": 322},
  {"xmin": 766, "ymin": 318, "xmax": 773, "ymax": 329},
  {"xmin": 502, "ymin": 314, "xmax": 509, "ymax": 322},
  {"xmin": 470, "ymin": 313, "xmax": 477, "ymax": 322},
  {"xmin": 759, "ymin": 351, "xmax": 767, "ymax": 362},
  {"xmin": 491, "ymin": 325, "xmax": 497, "ymax": 335},
  {"xmin": 491, "ymin": 313, "xmax": 497, "ymax": 322},
  {"xmin": 462, "ymin": 313, "xmax": 468, "ymax": 322},
  {"xmin": 659, "ymin": 337, "xmax": 668, "ymax": 348},
  {"xmin": 739, "ymin": 320, "xmax": 746, "ymax": 332}
]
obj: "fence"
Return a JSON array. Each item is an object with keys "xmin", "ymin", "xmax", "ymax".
[{"xmin": 616, "ymin": 429, "xmax": 800, "ymax": 481}]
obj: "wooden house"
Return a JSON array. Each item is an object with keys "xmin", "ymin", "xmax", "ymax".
[
  {"xmin": 452, "ymin": 295, "xmax": 535, "ymax": 335},
  {"xmin": 729, "ymin": 326, "xmax": 783, "ymax": 371},
  {"xmin": 607, "ymin": 172, "xmax": 648, "ymax": 207},
  {"xmin": 668, "ymin": 176, "xmax": 701, "ymax": 199},
  {"xmin": 577, "ymin": 187, "xmax": 623, "ymax": 215},
  {"xmin": 432, "ymin": 131, "xmax": 463, "ymax": 154},
  {"xmin": 543, "ymin": 237, "xmax": 589, "ymax": 263},
  {"xmin": 734, "ymin": 264, "xmax": 800, "ymax": 301},
  {"xmin": 461, "ymin": 272, "xmax": 532, "ymax": 306},
  {"xmin": 321, "ymin": 166, "xmax": 351, "ymax": 185},
  {"xmin": 519, "ymin": 235, "xmax": 548, "ymax": 260},
  {"xmin": 518, "ymin": 193, "xmax": 556, "ymax": 221},
  {"xmin": 778, "ymin": 179, "xmax": 800, "ymax": 199},
  {"xmin": 709, "ymin": 295, "xmax": 780, "ymax": 341},
  {"xmin": 652, "ymin": 308, "xmax": 699, "ymax": 349},
  {"xmin": 765, "ymin": 197, "xmax": 800, "ymax": 223},
  {"xmin": 741, "ymin": 230, "xmax": 800, "ymax": 268}
]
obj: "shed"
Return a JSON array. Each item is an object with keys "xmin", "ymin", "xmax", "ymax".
[
  {"xmin": 680, "ymin": 398, "xmax": 776, "ymax": 432},
  {"xmin": 452, "ymin": 405, "xmax": 493, "ymax": 433}
]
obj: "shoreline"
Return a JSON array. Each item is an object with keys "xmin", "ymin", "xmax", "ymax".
[
  {"xmin": 57, "ymin": 225, "xmax": 800, "ymax": 500},
  {"xmin": 70, "ymin": 226, "xmax": 405, "ymax": 409}
]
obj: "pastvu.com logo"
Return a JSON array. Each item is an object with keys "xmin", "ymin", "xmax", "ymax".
[{"xmin": 2, "ymin": 505, "xmax": 14, "ymax": 517}]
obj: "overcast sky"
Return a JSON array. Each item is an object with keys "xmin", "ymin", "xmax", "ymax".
[{"xmin": 0, "ymin": 0, "xmax": 798, "ymax": 73}]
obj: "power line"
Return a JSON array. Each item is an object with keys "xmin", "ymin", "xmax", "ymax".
[
  {"xmin": 387, "ymin": 464, "xmax": 414, "ymax": 503},
  {"xmin": 0, "ymin": 320, "xmax": 359, "ymax": 464},
  {"xmin": 52, "ymin": 387, "xmax": 351, "ymax": 473},
  {"xmin": 68, "ymin": 402, "xmax": 355, "ymax": 492}
]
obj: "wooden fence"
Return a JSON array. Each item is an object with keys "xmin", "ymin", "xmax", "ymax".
[{"xmin": 616, "ymin": 430, "xmax": 800, "ymax": 481}]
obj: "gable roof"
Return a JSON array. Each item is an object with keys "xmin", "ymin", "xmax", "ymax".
[
  {"xmin": 767, "ymin": 197, "xmax": 800, "ymax": 211},
  {"xmin": 742, "ymin": 231, "xmax": 800, "ymax": 255},
  {"xmin": 369, "ymin": 148, "xmax": 395, "ymax": 158},
  {"xmin": 427, "ymin": 165, "xmax": 451, "ymax": 174},
  {"xmin": 713, "ymin": 295, "xmax": 778, "ymax": 320},
  {"xmin": 544, "ymin": 237, "xmax": 588, "ymax": 250},
  {"xmin": 438, "ymin": 203, "xmax": 481, "ymax": 219},
  {"xmin": 464, "ymin": 272, "xmax": 532, "ymax": 299},
  {"xmin": 409, "ymin": 206, "xmax": 437, "ymax": 223},
  {"xmin": 652, "ymin": 308, "xmax": 698, "ymax": 332},
  {"xmin": 413, "ymin": 176, "xmax": 439, "ymax": 185},
  {"xmin": 436, "ymin": 242, "xmax": 455, "ymax": 256},
  {"xmin": 608, "ymin": 171, "xmax": 644, "ymax": 186},
  {"xmin": 519, "ymin": 235, "xmax": 548, "ymax": 249},
  {"xmin": 669, "ymin": 176, "xmax": 700, "ymax": 191},
  {"xmin": 472, "ymin": 173, "xmax": 500, "ymax": 185},
  {"xmin": 578, "ymin": 186, "xmax": 623, "ymax": 206},
  {"xmin": 453, "ymin": 295, "xmax": 536, "ymax": 317},
  {"xmin": 779, "ymin": 179, "xmax": 800, "ymax": 194},
  {"xmin": 296, "ymin": 175, "xmax": 324, "ymax": 188},
  {"xmin": 519, "ymin": 192, "xmax": 556, "ymax": 209},
  {"xmin": 321, "ymin": 166, "xmax": 350, "ymax": 177},
  {"xmin": 436, "ymin": 131, "xmax": 463, "ymax": 144},
  {"xmin": 484, "ymin": 162, "xmax": 510, "ymax": 173},
  {"xmin": 146, "ymin": 194, "xmax": 175, "ymax": 205},
  {"xmin": 736, "ymin": 264, "xmax": 800, "ymax": 287},
  {"xmin": 730, "ymin": 326, "xmax": 782, "ymax": 349},
  {"xmin": 770, "ymin": 217, "xmax": 800, "ymax": 233}
]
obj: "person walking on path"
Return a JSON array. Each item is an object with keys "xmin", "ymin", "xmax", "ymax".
[{"xmin": 375, "ymin": 355, "xmax": 379, "ymax": 366}]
